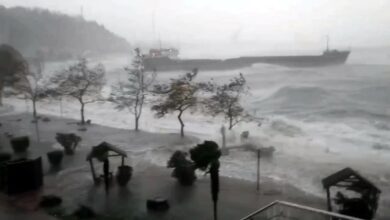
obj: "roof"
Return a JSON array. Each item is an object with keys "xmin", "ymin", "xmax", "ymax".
[
  {"xmin": 86, "ymin": 141, "xmax": 127, "ymax": 161},
  {"xmin": 322, "ymin": 167, "xmax": 380, "ymax": 193}
]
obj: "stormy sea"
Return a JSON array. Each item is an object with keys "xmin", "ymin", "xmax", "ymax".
[{"xmin": 6, "ymin": 47, "xmax": 390, "ymax": 213}]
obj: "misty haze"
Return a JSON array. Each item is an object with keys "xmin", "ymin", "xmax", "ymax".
[{"xmin": 0, "ymin": 1, "xmax": 390, "ymax": 220}]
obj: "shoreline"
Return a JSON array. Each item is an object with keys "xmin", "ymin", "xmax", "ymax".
[
  {"xmin": 0, "ymin": 108, "xmax": 324, "ymax": 198},
  {"xmin": 0, "ymin": 101, "xmax": 362, "ymax": 200},
  {"xmin": 0, "ymin": 113, "xmax": 328, "ymax": 220},
  {"xmin": 0, "ymin": 112, "xmax": 388, "ymax": 219}
]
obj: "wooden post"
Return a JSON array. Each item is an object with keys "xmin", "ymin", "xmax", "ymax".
[
  {"xmin": 121, "ymin": 156, "xmax": 124, "ymax": 166},
  {"xmin": 256, "ymin": 149, "xmax": 260, "ymax": 192},
  {"xmin": 326, "ymin": 187, "xmax": 332, "ymax": 212},
  {"xmin": 89, "ymin": 159, "xmax": 97, "ymax": 183}
]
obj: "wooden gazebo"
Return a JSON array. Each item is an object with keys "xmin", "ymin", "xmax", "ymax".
[
  {"xmin": 322, "ymin": 167, "xmax": 381, "ymax": 219},
  {"xmin": 86, "ymin": 142, "xmax": 127, "ymax": 183}
]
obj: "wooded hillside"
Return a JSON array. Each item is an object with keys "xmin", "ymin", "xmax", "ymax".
[{"xmin": 0, "ymin": 6, "xmax": 131, "ymax": 60}]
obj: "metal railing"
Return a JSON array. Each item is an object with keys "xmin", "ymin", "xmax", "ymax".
[{"xmin": 240, "ymin": 200, "xmax": 365, "ymax": 220}]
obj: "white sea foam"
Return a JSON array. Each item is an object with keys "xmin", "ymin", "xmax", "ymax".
[{"xmin": 3, "ymin": 51, "xmax": 390, "ymax": 204}]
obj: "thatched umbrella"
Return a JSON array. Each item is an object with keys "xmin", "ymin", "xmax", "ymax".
[{"xmin": 86, "ymin": 142, "xmax": 129, "ymax": 192}]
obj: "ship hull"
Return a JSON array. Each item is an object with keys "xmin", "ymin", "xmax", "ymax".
[{"xmin": 144, "ymin": 51, "xmax": 350, "ymax": 72}]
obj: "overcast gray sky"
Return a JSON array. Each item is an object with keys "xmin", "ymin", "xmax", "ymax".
[{"xmin": 1, "ymin": 0, "xmax": 390, "ymax": 56}]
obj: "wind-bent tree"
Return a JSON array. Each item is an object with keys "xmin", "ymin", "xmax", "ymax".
[
  {"xmin": 0, "ymin": 44, "xmax": 28, "ymax": 105},
  {"xmin": 152, "ymin": 69, "xmax": 200, "ymax": 137},
  {"xmin": 206, "ymin": 73, "xmax": 249, "ymax": 130},
  {"xmin": 190, "ymin": 141, "xmax": 221, "ymax": 220},
  {"xmin": 16, "ymin": 54, "xmax": 49, "ymax": 118},
  {"xmin": 51, "ymin": 58, "xmax": 105, "ymax": 124},
  {"xmin": 110, "ymin": 48, "xmax": 156, "ymax": 131}
]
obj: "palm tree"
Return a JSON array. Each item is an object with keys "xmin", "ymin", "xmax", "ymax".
[{"xmin": 190, "ymin": 140, "xmax": 221, "ymax": 220}]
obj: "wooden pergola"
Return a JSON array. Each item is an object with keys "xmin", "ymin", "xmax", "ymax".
[
  {"xmin": 86, "ymin": 142, "xmax": 127, "ymax": 183},
  {"xmin": 322, "ymin": 167, "xmax": 380, "ymax": 218}
]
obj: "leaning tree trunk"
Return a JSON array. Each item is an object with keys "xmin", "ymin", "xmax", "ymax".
[
  {"xmin": 135, "ymin": 115, "xmax": 139, "ymax": 131},
  {"xmin": 134, "ymin": 97, "xmax": 144, "ymax": 131},
  {"xmin": 134, "ymin": 101, "xmax": 141, "ymax": 131},
  {"xmin": 229, "ymin": 116, "xmax": 233, "ymax": 130},
  {"xmin": 134, "ymin": 97, "xmax": 139, "ymax": 131},
  {"xmin": 80, "ymin": 102, "xmax": 85, "ymax": 124},
  {"xmin": 178, "ymin": 110, "xmax": 185, "ymax": 137},
  {"xmin": 32, "ymin": 98, "xmax": 37, "ymax": 119}
]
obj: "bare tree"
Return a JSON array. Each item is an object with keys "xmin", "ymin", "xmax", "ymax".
[
  {"xmin": 152, "ymin": 69, "xmax": 201, "ymax": 137},
  {"xmin": 51, "ymin": 58, "xmax": 105, "ymax": 124},
  {"xmin": 16, "ymin": 54, "xmax": 49, "ymax": 118},
  {"xmin": 206, "ymin": 73, "xmax": 250, "ymax": 130},
  {"xmin": 109, "ymin": 48, "xmax": 156, "ymax": 131}
]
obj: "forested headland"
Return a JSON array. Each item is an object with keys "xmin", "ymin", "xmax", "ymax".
[{"xmin": 0, "ymin": 5, "xmax": 131, "ymax": 60}]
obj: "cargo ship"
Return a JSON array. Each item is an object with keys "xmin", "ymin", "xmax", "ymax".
[{"xmin": 143, "ymin": 47, "xmax": 350, "ymax": 72}]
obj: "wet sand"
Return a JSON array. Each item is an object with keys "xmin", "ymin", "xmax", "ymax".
[{"xmin": 0, "ymin": 113, "xmax": 346, "ymax": 219}]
